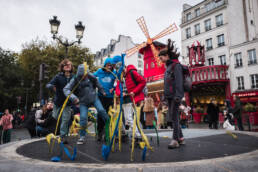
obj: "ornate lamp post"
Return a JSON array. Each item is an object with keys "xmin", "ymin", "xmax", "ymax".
[{"xmin": 49, "ymin": 16, "xmax": 85, "ymax": 58}]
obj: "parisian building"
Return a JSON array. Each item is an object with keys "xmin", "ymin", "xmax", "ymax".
[
  {"xmin": 180, "ymin": 0, "xmax": 258, "ymax": 106},
  {"xmin": 94, "ymin": 35, "xmax": 144, "ymax": 75}
]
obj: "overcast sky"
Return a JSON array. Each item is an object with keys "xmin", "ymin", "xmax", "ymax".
[{"xmin": 0, "ymin": 0, "xmax": 202, "ymax": 54}]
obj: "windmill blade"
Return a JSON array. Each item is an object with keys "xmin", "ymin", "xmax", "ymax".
[
  {"xmin": 150, "ymin": 43, "xmax": 162, "ymax": 66},
  {"xmin": 125, "ymin": 42, "xmax": 147, "ymax": 57},
  {"xmin": 136, "ymin": 16, "xmax": 151, "ymax": 39},
  {"xmin": 152, "ymin": 23, "xmax": 178, "ymax": 41}
]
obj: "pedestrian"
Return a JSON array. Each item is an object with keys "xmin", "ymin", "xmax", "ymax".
[
  {"xmin": 35, "ymin": 102, "xmax": 56, "ymax": 137},
  {"xmin": 94, "ymin": 57, "xmax": 116, "ymax": 142},
  {"xmin": 143, "ymin": 97, "xmax": 155, "ymax": 129},
  {"xmin": 207, "ymin": 98, "xmax": 219, "ymax": 129},
  {"xmin": 23, "ymin": 107, "xmax": 37, "ymax": 138},
  {"xmin": 179, "ymin": 101, "xmax": 191, "ymax": 128},
  {"xmin": 46, "ymin": 59, "xmax": 74, "ymax": 143},
  {"xmin": 0, "ymin": 112, "xmax": 3, "ymax": 144},
  {"xmin": 63, "ymin": 63, "xmax": 109, "ymax": 145},
  {"xmin": 232, "ymin": 97, "xmax": 244, "ymax": 131},
  {"xmin": 0, "ymin": 109, "xmax": 13, "ymax": 144},
  {"xmin": 158, "ymin": 39, "xmax": 185, "ymax": 149},
  {"xmin": 223, "ymin": 100, "xmax": 235, "ymax": 130}
]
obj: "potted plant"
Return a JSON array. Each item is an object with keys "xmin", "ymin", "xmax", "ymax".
[
  {"xmin": 243, "ymin": 103, "xmax": 258, "ymax": 125},
  {"xmin": 193, "ymin": 106, "xmax": 204, "ymax": 124}
]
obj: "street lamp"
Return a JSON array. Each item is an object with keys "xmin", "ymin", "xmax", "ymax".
[{"xmin": 49, "ymin": 15, "xmax": 85, "ymax": 58}]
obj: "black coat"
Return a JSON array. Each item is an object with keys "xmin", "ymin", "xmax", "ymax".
[
  {"xmin": 233, "ymin": 99, "xmax": 242, "ymax": 119},
  {"xmin": 164, "ymin": 61, "xmax": 184, "ymax": 101},
  {"xmin": 46, "ymin": 72, "xmax": 74, "ymax": 107},
  {"xmin": 207, "ymin": 103, "xmax": 219, "ymax": 122}
]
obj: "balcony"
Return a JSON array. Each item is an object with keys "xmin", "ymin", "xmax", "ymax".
[
  {"xmin": 181, "ymin": 0, "xmax": 227, "ymax": 25},
  {"xmin": 190, "ymin": 65, "xmax": 229, "ymax": 85}
]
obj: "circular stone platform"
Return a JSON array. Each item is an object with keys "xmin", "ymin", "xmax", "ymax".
[
  {"xmin": 16, "ymin": 132, "xmax": 258, "ymax": 163},
  {"xmin": 1, "ymin": 129, "xmax": 258, "ymax": 172}
]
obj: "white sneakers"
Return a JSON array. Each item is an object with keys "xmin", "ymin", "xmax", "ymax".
[{"xmin": 77, "ymin": 136, "xmax": 86, "ymax": 145}]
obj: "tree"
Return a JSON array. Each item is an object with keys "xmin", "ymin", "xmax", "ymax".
[
  {"xmin": 0, "ymin": 48, "xmax": 24, "ymax": 112},
  {"xmin": 18, "ymin": 38, "xmax": 95, "ymax": 106}
]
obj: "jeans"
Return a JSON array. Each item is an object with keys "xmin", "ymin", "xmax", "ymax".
[
  {"xmin": 35, "ymin": 126, "xmax": 49, "ymax": 137},
  {"xmin": 52, "ymin": 104, "xmax": 72, "ymax": 137},
  {"xmin": 168, "ymin": 99, "xmax": 183, "ymax": 141},
  {"xmin": 79, "ymin": 97, "xmax": 109, "ymax": 137}
]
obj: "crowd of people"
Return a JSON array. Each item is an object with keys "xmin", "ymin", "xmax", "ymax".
[{"xmin": 0, "ymin": 39, "xmax": 246, "ymax": 149}]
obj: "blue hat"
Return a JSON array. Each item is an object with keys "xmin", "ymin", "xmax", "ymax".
[
  {"xmin": 104, "ymin": 57, "xmax": 112, "ymax": 66},
  {"xmin": 111, "ymin": 55, "xmax": 122, "ymax": 65}
]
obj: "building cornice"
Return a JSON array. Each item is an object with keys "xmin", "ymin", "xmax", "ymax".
[
  {"xmin": 229, "ymin": 38, "xmax": 258, "ymax": 49},
  {"xmin": 180, "ymin": 4, "xmax": 227, "ymax": 28}
]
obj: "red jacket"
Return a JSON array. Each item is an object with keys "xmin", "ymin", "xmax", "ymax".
[{"xmin": 125, "ymin": 65, "xmax": 146, "ymax": 104}]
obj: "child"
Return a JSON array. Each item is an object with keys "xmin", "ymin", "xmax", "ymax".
[
  {"xmin": 0, "ymin": 109, "xmax": 13, "ymax": 144},
  {"xmin": 63, "ymin": 63, "xmax": 109, "ymax": 145}
]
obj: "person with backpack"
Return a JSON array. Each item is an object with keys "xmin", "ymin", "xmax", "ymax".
[
  {"xmin": 93, "ymin": 57, "xmax": 116, "ymax": 142},
  {"xmin": 63, "ymin": 63, "xmax": 109, "ymax": 145},
  {"xmin": 46, "ymin": 59, "xmax": 74, "ymax": 143},
  {"xmin": 158, "ymin": 39, "xmax": 185, "ymax": 149},
  {"xmin": 113, "ymin": 57, "xmax": 146, "ymax": 138},
  {"xmin": 0, "ymin": 109, "xmax": 13, "ymax": 144}
]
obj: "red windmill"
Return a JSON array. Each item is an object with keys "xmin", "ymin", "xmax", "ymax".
[{"xmin": 125, "ymin": 16, "xmax": 178, "ymax": 81}]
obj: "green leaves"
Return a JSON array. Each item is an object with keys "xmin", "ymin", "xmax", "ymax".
[{"xmin": 0, "ymin": 38, "xmax": 94, "ymax": 112}]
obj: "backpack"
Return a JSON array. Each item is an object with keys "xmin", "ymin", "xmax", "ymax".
[
  {"xmin": 130, "ymin": 70, "xmax": 148, "ymax": 97},
  {"xmin": 171, "ymin": 63, "xmax": 192, "ymax": 92}
]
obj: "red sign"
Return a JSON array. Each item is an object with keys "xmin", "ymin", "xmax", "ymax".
[{"xmin": 233, "ymin": 91, "xmax": 258, "ymax": 97}]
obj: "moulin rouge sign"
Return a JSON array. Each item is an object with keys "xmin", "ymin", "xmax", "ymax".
[{"xmin": 233, "ymin": 91, "xmax": 258, "ymax": 97}]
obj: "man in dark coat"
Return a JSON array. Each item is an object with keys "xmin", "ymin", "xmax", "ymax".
[
  {"xmin": 232, "ymin": 97, "xmax": 244, "ymax": 131},
  {"xmin": 207, "ymin": 98, "xmax": 219, "ymax": 129},
  {"xmin": 159, "ymin": 39, "xmax": 184, "ymax": 149}
]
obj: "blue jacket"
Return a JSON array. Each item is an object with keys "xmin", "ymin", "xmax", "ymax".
[
  {"xmin": 94, "ymin": 68, "xmax": 116, "ymax": 98},
  {"xmin": 46, "ymin": 72, "xmax": 74, "ymax": 107}
]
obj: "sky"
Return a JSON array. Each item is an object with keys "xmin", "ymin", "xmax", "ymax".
[{"xmin": 0, "ymin": 0, "xmax": 202, "ymax": 54}]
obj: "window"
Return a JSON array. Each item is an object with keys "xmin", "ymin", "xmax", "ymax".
[
  {"xmin": 234, "ymin": 53, "xmax": 243, "ymax": 68},
  {"xmin": 186, "ymin": 27, "xmax": 191, "ymax": 39},
  {"xmin": 138, "ymin": 60, "xmax": 143, "ymax": 68},
  {"xmin": 237, "ymin": 76, "xmax": 245, "ymax": 90},
  {"xmin": 194, "ymin": 24, "xmax": 200, "ymax": 35},
  {"xmin": 248, "ymin": 49, "xmax": 257, "ymax": 65},
  {"xmin": 219, "ymin": 55, "xmax": 226, "ymax": 65},
  {"xmin": 205, "ymin": 2, "xmax": 215, "ymax": 12},
  {"xmin": 216, "ymin": 14, "xmax": 223, "ymax": 27},
  {"xmin": 208, "ymin": 58, "xmax": 214, "ymax": 65},
  {"xmin": 250, "ymin": 74, "xmax": 258, "ymax": 89},
  {"xmin": 195, "ymin": 8, "xmax": 200, "ymax": 17},
  {"xmin": 138, "ymin": 70, "xmax": 143, "ymax": 75},
  {"xmin": 138, "ymin": 54, "xmax": 142, "ymax": 59},
  {"xmin": 205, "ymin": 19, "xmax": 211, "ymax": 31},
  {"xmin": 217, "ymin": 34, "xmax": 225, "ymax": 47},
  {"xmin": 186, "ymin": 12, "xmax": 192, "ymax": 21},
  {"xmin": 206, "ymin": 38, "xmax": 213, "ymax": 50},
  {"xmin": 145, "ymin": 63, "xmax": 148, "ymax": 69},
  {"xmin": 151, "ymin": 62, "xmax": 155, "ymax": 68}
]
